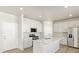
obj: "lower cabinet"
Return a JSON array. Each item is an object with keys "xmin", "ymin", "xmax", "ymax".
[
  {"xmin": 60, "ymin": 37, "xmax": 67, "ymax": 45},
  {"xmin": 23, "ymin": 38, "xmax": 32, "ymax": 48}
]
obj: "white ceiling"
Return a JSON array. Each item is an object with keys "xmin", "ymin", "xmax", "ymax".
[{"xmin": 0, "ymin": 6, "xmax": 79, "ymax": 21}]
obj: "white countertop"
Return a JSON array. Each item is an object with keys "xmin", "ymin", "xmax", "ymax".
[{"xmin": 33, "ymin": 37, "xmax": 61, "ymax": 43}]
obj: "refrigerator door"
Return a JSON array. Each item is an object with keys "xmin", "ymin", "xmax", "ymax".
[{"xmin": 67, "ymin": 38, "xmax": 74, "ymax": 47}]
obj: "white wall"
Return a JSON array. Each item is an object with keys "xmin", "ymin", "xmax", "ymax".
[
  {"xmin": 54, "ymin": 18, "xmax": 79, "ymax": 32},
  {"xmin": 0, "ymin": 12, "xmax": 18, "ymax": 52},
  {"xmin": 43, "ymin": 20, "xmax": 53, "ymax": 38}
]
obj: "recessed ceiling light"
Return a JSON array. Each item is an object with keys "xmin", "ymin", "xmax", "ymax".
[
  {"xmin": 20, "ymin": 8, "xmax": 23, "ymax": 10},
  {"xmin": 39, "ymin": 16, "xmax": 42, "ymax": 18},
  {"xmin": 64, "ymin": 6, "xmax": 68, "ymax": 8},
  {"xmin": 69, "ymin": 14, "xmax": 72, "ymax": 16}
]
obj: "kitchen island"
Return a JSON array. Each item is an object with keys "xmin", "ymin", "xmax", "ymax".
[{"xmin": 33, "ymin": 38, "xmax": 60, "ymax": 53}]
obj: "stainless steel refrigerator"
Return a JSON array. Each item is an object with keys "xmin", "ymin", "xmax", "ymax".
[
  {"xmin": 67, "ymin": 34, "xmax": 74, "ymax": 47},
  {"xmin": 67, "ymin": 27, "xmax": 79, "ymax": 48}
]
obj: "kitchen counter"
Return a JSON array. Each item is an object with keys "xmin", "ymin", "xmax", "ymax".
[{"xmin": 33, "ymin": 38, "xmax": 61, "ymax": 53}]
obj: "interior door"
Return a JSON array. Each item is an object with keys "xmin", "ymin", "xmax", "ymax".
[{"xmin": 2, "ymin": 22, "xmax": 18, "ymax": 52}]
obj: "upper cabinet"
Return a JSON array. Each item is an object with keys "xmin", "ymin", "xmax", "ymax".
[
  {"xmin": 43, "ymin": 20, "xmax": 53, "ymax": 38},
  {"xmin": 54, "ymin": 18, "xmax": 79, "ymax": 32},
  {"xmin": 23, "ymin": 18, "xmax": 42, "ymax": 33}
]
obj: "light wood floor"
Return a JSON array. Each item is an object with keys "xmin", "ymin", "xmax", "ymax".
[
  {"xmin": 3, "ymin": 45, "xmax": 79, "ymax": 53},
  {"xmin": 56, "ymin": 45, "xmax": 79, "ymax": 53},
  {"xmin": 3, "ymin": 47, "xmax": 33, "ymax": 53}
]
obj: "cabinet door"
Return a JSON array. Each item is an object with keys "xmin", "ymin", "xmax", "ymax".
[
  {"xmin": 24, "ymin": 38, "xmax": 32, "ymax": 48},
  {"xmin": 68, "ymin": 38, "xmax": 74, "ymax": 47},
  {"xmin": 2, "ymin": 22, "xmax": 18, "ymax": 51},
  {"xmin": 60, "ymin": 37, "xmax": 67, "ymax": 45},
  {"xmin": 23, "ymin": 33, "xmax": 32, "ymax": 48}
]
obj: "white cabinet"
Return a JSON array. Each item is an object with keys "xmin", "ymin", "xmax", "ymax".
[
  {"xmin": 36, "ymin": 24, "xmax": 42, "ymax": 32},
  {"xmin": 43, "ymin": 21, "xmax": 53, "ymax": 38},
  {"xmin": 24, "ymin": 38, "xmax": 32, "ymax": 48},
  {"xmin": 23, "ymin": 32, "xmax": 32, "ymax": 48},
  {"xmin": 60, "ymin": 37, "xmax": 67, "ymax": 45},
  {"xmin": 54, "ymin": 32, "xmax": 68, "ymax": 45},
  {"xmin": 33, "ymin": 39, "xmax": 60, "ymax": 53},
  {"xmin": 2, "ymin": 22, "xmax": 18, "ymax": 52},
  {"xmin": 72, "ymin": 28, "xmax": 79, "ymax": 48},
  {"xmin": 0, "ymin": 12, "xmax": 18, "ymax": 52},
  {"xmin": 0, "ymin": 21, "xmax": 18, "ymax": 52},
  {"xmin": 23, "ymin": 32, "xmax": 42, "ymax": 48},
  {"xmin": 23, "ymin": 18, "xmax": 42, "ymax": 48},
  {"xmin": 23, "ymin": 18, "xmax": 42, "ymax": 33}
]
